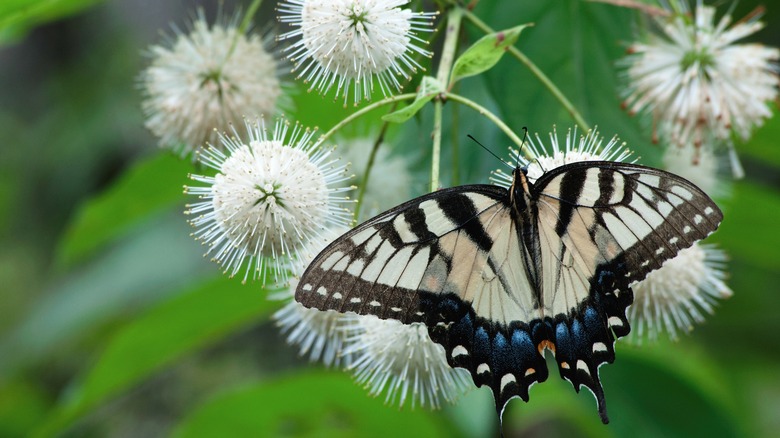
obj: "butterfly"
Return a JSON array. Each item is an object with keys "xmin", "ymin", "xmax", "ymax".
[{"xmin": 295, "ymin": 159, "xmax": 722, "ymax": 425}]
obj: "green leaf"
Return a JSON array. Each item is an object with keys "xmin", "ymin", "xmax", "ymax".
[
  {"xmin": 0, "ymin": 0, "xmax": 104, "ymax": 44},
  {"xmin": 382, "ymin": 76, "xmax": 444, "ymax": 123},
  {"xmin": 32, "ymin": 276, "xmax": 279, "ymax": 438},
  {"xmin": 55, "ymin": 153, "xmax": 192, "ymax": 268},
  {"xmin": 172, "ymin": 371, "xmax": 454, "ymax": 438},
  {"xmin": 450, "ymin": 24, "xmax": 530, "ymax": 84}
]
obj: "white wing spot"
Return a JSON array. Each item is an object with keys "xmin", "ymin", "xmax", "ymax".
[
  {"xmin": 350, "ymin": 297, "xmax": 362, "ymax": 304},
  {"xmin": 560, "ymin": 361, "xmax": 570, "ymax": 370},
  {"xmin": 302, "ymin": 284, "xmax": 313, "ymax": 292},
  {"xmin": 500, "ymin": 373, "xmax": 517, "ymax": 391},
  {"xmin": 415, "ymin": 311, "xmax": 425, "ymax": 317},
  {"xmin": 524, "ymin": 368, "xmax": 536, "ymax": 377},
  {"xmin": 576, "ymin": 360, "xmax": 590, "ymax": 374},
  {"xmin": 694, "ymin": 214, "xmax": 703, "ymax": 225},
  {"xmin": 452, "ymin": 345, "xmax": 469, "ymax": 358},
  {"xmin": 683, "ymin": 225, "xmax": 692, "ymax": 234},
  {"xmin": 704, "ymin": 206, "xmax": 714, "ymax": 215},
  {"xmin": 477, "ymin": 363, "xmax": 490, "ymax": 374},
  {"xmin": 332, "ymin": 292, "xmax": 342, "ymax": 300},
  {"xmin": 316, "ymin": 286, "xmax": 327, "ymax": 296},
  {"xmin": 608, "ymin": 316, "xmax": 624, "ymax": 328},
  {"xmin": 669, "ymin": 236, "xmax": 679, "ymax": 245},
  {"xmin": 390, "ymin": 307, "xmax": 402, "ymax": 312},
  {"xmin": 369, "ymin": 300, "xmax": 381, "ymax": 307},
  {"xmin": 593, "ymin": 342, "xmax": 608, "ymax": 353},
  {"xmin": 640, "ymin": 260, "xmax": 650, "ymax": 267},
  {"xmin": 671, "ymin": 185, "xmax": 694, "ymax": 200},
  {"xmin": 655, "ymin": 247, "xmax": 665, "ymax": 255}
]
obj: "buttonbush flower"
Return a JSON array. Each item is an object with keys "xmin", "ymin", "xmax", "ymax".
[
  {"xmin": 345, "ymin": 315, "xmax": 472, "ymax": 409},
  {"xmin": 141, "ymin": 11, "xmax": 287, "ymax": 156},
  {"xmin": 185, "ymin": 119, "xmax": 353, "ymax": 284},
  {"xmin": 630, "ymin": 243, "xmax": 732, "ymax": 341},
  {"xmin": 278, "ymin": 0, "xmax": 436, "ymax": 105},
  {"xmin": 621, "ymin": 2, "xmax": 779, "ymax": 165}
]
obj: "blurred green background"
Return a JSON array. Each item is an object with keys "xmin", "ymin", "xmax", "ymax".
[{"xmin": 1, "ymin": 0, "xmax": 779, "ymax": 437}]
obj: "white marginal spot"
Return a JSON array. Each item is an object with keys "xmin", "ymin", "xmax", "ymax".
[
  {"xmin": 500, "ymin": 373, "xmax": 517, "ymax": 391},
  {"xmin": 608, "ymin": 316, "xmax": 624, "ymax": 328},
  {"xmin": 704, "ymin": 206, "xmax": 715, "ymax": 215},
  {"xmin": 316, "ymin": 286, "xmax": 327, "ymax": 296},
  {"xmin": 390, "ymin": 307, "xmax": 402, "ymax": 312},
  {"xmin": 415, "ymin": 311, "xmax": 425, "ymax": 317},
  {"xmin": 350, "ymin": 297, "xmax": 362, "ymax": 304},
  {"xmin": 669, "ymin": 236, "xmax": 679, "ymax": 245},
  {"xmin": 320, "ymin": 251, "xmax": 345, "ymax": 270},
  {"xmin": 694, "ymin": 214, "xmax": 703, "ymax": 225},
  {"xmin": 332, "ymin": 292, "xmax": 343, "ymax": 300},
  {"xmin": 369, "ymin": 300, "xmax": 381, "ymax": 307},
  {"xmin": 576, "ymin": 360, "xmax": 590, "ymax": 374},
  {"xmin": 683, "ymin": 225, "xmax": 692, "ymax": 234},
  {"xmin": 477, "ymin": 363, "xmax": 491, "ymax": 375},
  {"xmin": 671, "ymin": 184, "xmax": 694, "ymax": 200},
  {"xmin": 640, "ymin": 260, "xmax": 650, "ymax": 267},
  {"xmin": 592, "ymin": 342, "xmax": 608, "ymax": 353},
  {"xmin": 302, "ymin": 284, "xmax": 313, "ymax": 291},
  {"xmin": 451, "ymin": 345, "xmax": 469, "ymax": 358},
  {"xmin": 655, "ymin": 247, "xmax": 665, "ymax": 255}
]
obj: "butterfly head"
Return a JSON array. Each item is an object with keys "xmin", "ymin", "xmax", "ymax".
[{"xmin": 509, "ymin": 166, "xmax": 533, "ymax": 215}]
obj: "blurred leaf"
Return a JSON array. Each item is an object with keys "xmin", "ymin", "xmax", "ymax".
[
  {"xmin": 474, "ymin": 1, "xmax": 653, "ymax": 161},
  {"xmin": 382, "ymin": 76, "xmax": 443, "ymax": 123},
  {"xmin": 739, "ymin": 108, "xmax": 780, "ymax": 168},
  {"xmin": 32, "ymin": 275, "xmax": 279, "ymax": 438},
  {"xmin": 715, "ymin": 180, "xmax": 780, "ymax": 272},
  {"xmin": 0, "ymin": 379, "xmax": 50, "ymax": 438},
  {"xmin": 55, "ymin": 153, "xmax": 192, "ymax": 268},
  {"xmin": 172, "ymin": 371, "xmax": 454, "ymax": 438},
  {"xmin": 450, "ymin": 24, "xmax": 530, "ymax": 84},
  {"xmin": 0, "ymin": 0, "xmax": 104, "ymax": 44}
]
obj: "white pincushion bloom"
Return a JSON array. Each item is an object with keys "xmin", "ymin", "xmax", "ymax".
[
  {"xmin": 338, "ymin": 137, "xmax": 413, "ymax": 218},
  {"xmin": 273, "ymin": 226, "xmax": 358, "ymax": 368},
  {"xmin": 345, "ymin": 315, "xmax": 472, "ymax": 409},
  {"xmin": 278, "ymin": 0, "xmax": 436, "ymax": 105},
  {"xmin": 491, "ymin": 127, "xmax": 632, "ymax": 188},
  {"xmin": 141, "ymin": 12, "xmax": 286, "ymax": 156},
  {"xmin": 621, "ymin": 2, "xmax": 779, "ymax": 154},
  {"xmin": 185, "ymin": 119, "xmax": 353, "ymax": 284},
  {"xmin": 629, "ymin": 243, "xmax": 732, "ymax": 341}
]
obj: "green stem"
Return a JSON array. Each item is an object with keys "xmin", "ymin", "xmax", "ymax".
[
  {"xmin": 462, "ymin": 9, "xmax": 591, "ymax": 131},
  {"xmin": 446, "ymin": 93, "xmax": 525, "ymax": 148},
  {"xmin": 354, "ymin": 122, "xmax": 390, "ymax": 223},
  {"xmin": 314, "ymin": 93, "xmax": 417, "ymax": 147},
  {"xmin": 227, "ymin": 0, "xmax": 263, "ymax": 59},
  {"xmin": 431, "ymin": 7, "xmax": 464, "ymax": 192}
]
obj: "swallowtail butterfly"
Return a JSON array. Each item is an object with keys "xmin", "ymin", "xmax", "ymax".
[{"xmin": 295, "ymin": 160, "xmax": 722, "ymax": 424}]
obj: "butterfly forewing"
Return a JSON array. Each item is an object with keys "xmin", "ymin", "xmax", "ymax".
[{"xmin": 295, "ymin": 159, "xmax": 723, "ymax": 426}]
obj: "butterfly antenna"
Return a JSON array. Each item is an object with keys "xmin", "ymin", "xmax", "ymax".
[{"xmin": 467, "ymin": 135, "xmax": 514, "ymax": 169}]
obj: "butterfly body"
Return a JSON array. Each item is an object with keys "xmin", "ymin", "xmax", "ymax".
[{"xmin": 296, "ymin": 160, "xmax": 722, "ymax": 424}]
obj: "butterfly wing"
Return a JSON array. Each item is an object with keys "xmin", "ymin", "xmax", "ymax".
[
  {"xmin": 296, "ymin": 185, "xmax": 553, "ymax": 415},
  {"xmin": 531, "ymin": 160, "xmax": 723, "ymax": 422}
]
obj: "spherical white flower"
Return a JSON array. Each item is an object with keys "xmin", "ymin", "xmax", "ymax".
[
  {"xmin": 272, "ymin": 226, "xmax": 358, "ymax": 368},
  {"xmin": 491, "ymin": 127, "xmax": 632, "ymax": 188},
  {"xmin": 345, "ymin": 315, "xmax": 473, "ymax": 409},
  {"xmin": 278, "ymin": 0, "xmax": 436, "ymax": 105},
  {"xmin": 621, "ymin": 3, "xmax": 779, "ymax": 154},
  {"xmin": 337, "ymin": 137, "xmax": 413, "ymax": 219},
  {"xmin": 629, "ymin": 243, "xmax": 732, "ymax": 341},
  {"xmin": 141, "ymin": 11, "xmax": 288, "ymax": 156},
  {"xmin": 185, "ymin": 119, "xmax": 353, "ymax": 284}
]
